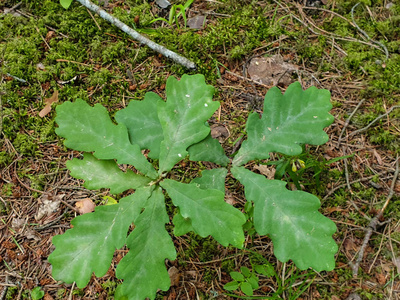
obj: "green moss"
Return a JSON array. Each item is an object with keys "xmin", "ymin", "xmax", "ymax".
[
  {"xmin": 0, "ymin": 151, "xmax": 13, "ymax": 167},
  {"xmin": 1, "ymin": 183, "xmax": 14, "ymax": 197},
  {"xmin": 5, "ymin": 286, "xmax": 18, "ymax": 300},
  {"xmin": 13, "ymin": 133, "xmax": 38, "ymax": 156},
  {"xmin": 203, "ymin": 268, "xmax": 216, "ymax": 283},
  {"xmin": 39, "ymin": 120, "xmax": 56, "ymax": 142},
  {"xmin": 101, "ymin": 280, "xmax": 117, "ymax": 296},
  {"xmin": 369, "ymin": 129, "xmax": 400, "ymax": 152},
  {"xmin": 85, "ymin": 68, "xmax": 113, "ymax": 86},
  {"xmin": 221, "ymin": 259, "xmax": 235, "ymax": 273}
]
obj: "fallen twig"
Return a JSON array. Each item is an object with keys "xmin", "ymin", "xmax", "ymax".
[
  {"xmin": 274, "ymin": 0, "xmax": 385, "ymax": 56},
  {"xmin": 0, "ymin": 45, "xmax": 6, "ymax": 143},
  {"xmin": 75, "ymin": 0, "xmax": 196, "ymax": 69},
  {"xmin": 337, "ymin": 99, "xmax": 365, "ymax": 194},
  {"xmin": 338, "ymin": 99, "xmax": 365, "ymax": 144},
  {"xmin": 348, "ymin": 105, "xmax": 400, "ymax": 138},
  {"xmin": 351, "ymin": 3, "xmax": 389, "ymax": 61},
  {"xmin": 323, "ymin": 172, "xmax": 392, "ymax": 201},
  {"xmin": 303, "ymin": 6, "xmax": 355, "ymax": 27},
  {"xmin": 350, "ymin": 156, "xmax": 399, "ymax": 277}
]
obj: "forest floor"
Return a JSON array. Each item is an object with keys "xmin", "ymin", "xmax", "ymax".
[{"xmin": 0, "ymin": 0, "xmax": 400, "ymax": 299}]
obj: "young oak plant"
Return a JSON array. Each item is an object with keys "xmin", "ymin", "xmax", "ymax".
[{"xmin": 48, "ymin": 74, "xmax": 338, "ymax": 300}]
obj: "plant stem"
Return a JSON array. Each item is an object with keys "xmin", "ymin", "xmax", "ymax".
[{"xmin": 75, "ymin": 0, "xmax": 196, "ymax": 69}]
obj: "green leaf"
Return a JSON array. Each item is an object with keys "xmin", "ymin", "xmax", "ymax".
[
  {"xmin": 30, "ymin": 287, "xmax": 44, "ymax": 300},
  {"xmin": 172, "ymin": 210, "xmax": 194, "ymax": 236},
  {"xmin": 48, "ymin": 187, "xmax": 153, "ymax": 288},
  {"xmin": 233, "ymin": 82, "xmax": 333, "ymax": 166},
  {"xmin": 67, "ymin": 153, "xmax": 151, "ymax": 194},
  {"xmin": 230, "ymin": 271, "xmax": 244, "ymax": 282},
  {"xmin": 224, "ymin": 281, "xmax": 240, "ymax": 291},
  {"xmin": 172, "ymin": 168, "xmax": 227, "ymax": 236},
  {"xmin": 231, "ymin": 167, "xmax": 337, "ymax": 271},
  {"xmin": 240, "ymin": 266, "xmax": 251, "ymax": 277},
  {"xmin": 55, "ymin": 99, "xmax": 157, "ymax": 179},
  {"xmin": 188, "ymin": 131, "xmax": 230, "ymax": 166},
  {"xmin": 247, "ymin": 275, "xmax": 259, "ymax": 290},
  {"xmin": 115, "ymin": 92, "xmax": 164, "ymax": 159},
  {"xmin": 158, "ymin": 74, "xmax": 219, "ymax": 173},
  {"xmin": 254, "ymin": 264, "xmax": 275, "ymax": 277},
  {"xmin": 115, "ymin": 187, "xmax": 176, "ymax": 300},
  {"xmin": 240, "ymin": 281, "xmax": 254, "ymax": 296},
  {"xmin": 161, "ymin": 179, "xmax": 245, "ymax": 248},
  {"xmin": 60, "ymin": 0, "xmax": 73, "ymax": 9},
  {"xmin": 191, "ymin": 168, "xmax": 227, "ymax": 193},
  {"xmin": 246, "ymin": 274, "xmax": 260, "ymax": 290}
]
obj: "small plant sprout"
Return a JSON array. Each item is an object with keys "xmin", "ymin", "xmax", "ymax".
[
  {"xmin": 30, "ymin": 287, "xmax": 45, "ymax": 300},
  {"xmin": 49, "ymin": 74, "xmax": 338, "ymax": 300},
  {"xmin": 224, "ymin": 266, "xmax": 260, "ymax": 296},
  {"xmin": 149, "ymin": 0, "xmax": 195, "ymax": 29}
]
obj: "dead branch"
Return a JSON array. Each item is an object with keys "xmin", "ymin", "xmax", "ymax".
[
  {"xmin": 75, "ymin": 0, "xmax": 196, "ymax": 69},
  {"xmin": 350, "ymin": 156, "xmax": 399, "ymax": 277},
  {"xmin": 338, "ymin": 99, "xmax": 365, "ymax": 144},
  {"xmin": 337, "ymin": 99, "xmax": 365, "ymax": 196},
  {"xmin": 351, "ymin": 3, "xmax": 389, "ymax": 60},
  {"xmin": 274, "ymin": 0, "xmax": 389, "ymax": 57},
  {"xmin": 348, "ymin": 105, "xmax": 400, "ymax": 138}
]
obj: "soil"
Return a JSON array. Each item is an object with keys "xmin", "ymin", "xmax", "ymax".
[{"xmin": 1, "ymin": 0, "xmax": 400, "ymax": 299}]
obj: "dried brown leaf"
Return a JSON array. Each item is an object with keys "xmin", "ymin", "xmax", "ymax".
[
  {"xmin": 393, "ymin": 257, "xmax": 400, "ymax": 274},
  {"xmin": 35, "ymin": 198, "xmax": 61, "ymax": 221},
  {"xmin": 75, "ymin": 198, "xmax": 95, "ymax": 214},
  {"xmin": 375, "ymin": 273, "xmax": 386, "ymax": 285},
  {"xmin": 168, "ymin": 266, "xmax": 180, "ymax": 287},
  {"xmin": 39, "ymin": 90, "xmax": 59, "ymax": 118},
  {"xmin": 248, "ymin": 55, "xmax": 298, "ymax": 87},
  {"xmin": 210, "ymin": 124, "xmax": 229, "ymax": 142},
  {"xmin": 253, "ymin": 165, "xmax": 275, "ymax": 179},
  {"xmin": 373, "ymin": 148, "xmax": 383, "ymax": 165}
]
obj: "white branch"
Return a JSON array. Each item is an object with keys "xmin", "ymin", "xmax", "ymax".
[{"xmin": 76, "ymin": 0, "xmax": 196, "ymax": 69}]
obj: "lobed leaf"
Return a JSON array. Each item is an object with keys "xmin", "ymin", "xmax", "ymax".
[
  {"xmin": 115, "ymin": 187, "xmax": 176, "ymax": 300},
  {"xmin": 158, "ymin": 74, "xmax": 219, "ymax": 173},
  {"xmin": 48, "ymin": 187, "xmax": 153, "ymax": 288},
  {"xmin": 67, "ymin": 153, "xmax": 151, "ymax": 194},
  {"xmin": 191, "ymin": 168, "xmax": 228, "ymax": 193},
  {"xmin": 55, "ymin": 99, "xmax": 157, "ymax": 179},
  {"xmin": 172, "ymin": 210, "xmax": 194, "ymax": 236},
  {"xmin": 161, "ymin": 179, "xmax": 245, "ymax": 248},
  {"xmin": 232, "ymin": 166, "xmax": 337, "ymax": 271},
  {"xmin": 233, "ymin": 82, "xmax": 334, "ymax": 166},
  {"xmin": 172, "ymin": 168, "xmax": 228, "ymax": 235},
  {"xmin": 115, "ymin": 92, "xmax": 164, "ymax": 159},
  {"xmin": 188, "ymin": 132, "xmax": 230, "ymax": 166}
]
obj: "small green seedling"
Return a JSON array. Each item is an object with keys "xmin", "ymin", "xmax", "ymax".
[
  {"xmin": 225, "ymin": 261, "xmax": 315, "ymax": 299},
  {"xmin": 60, "ymin": 0, "xmax": 73, "ymax": 9},
  {"xmin": 268, "ymin": 151, "xmax": 354, "ymax": 190},
  {"xmin": 224, "ymin": 266, "xmax": 261, "ymax": 296},
  {"xmin": 30, "ymin": 287, "xmax": 45, "ymax": 300},
  {"xmin": 149, "ymin": 0, "xmax": 194, "ymax": 29},
  {"xmin": 49, "ymin": 74, "xmax": 337, "ymax": 300}
]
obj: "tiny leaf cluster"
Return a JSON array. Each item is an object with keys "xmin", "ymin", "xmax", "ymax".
[{"xmin": 49, "ymin": 74, "xmax": 337, "ymax": 300}]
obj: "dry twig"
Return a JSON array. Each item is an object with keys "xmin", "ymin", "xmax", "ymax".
[
  {"xmin": 337, "ymin": 99, "xmax": 365, "ymax": 195},
  {"xmin": 348, "ymin": 105, "xmax": 400, "ymax": 138},
  {"xmin": 75, "ymin": 0, "xmax": 196, "ymax": 69},
  {"xmin": 274, "ymin": 0, "xmax": 385, "ymax": 56},
  {"xmin": 350, "ymin": 156, "xmax": 399, "ymax": 277},
  {"xmin": 351, "ymin": 3, "xmax": 389, "ymax": 60}
]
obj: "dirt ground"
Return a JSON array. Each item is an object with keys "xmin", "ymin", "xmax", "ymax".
[{"xmin": 1, "ymin": 0, "xmax": 400, "ymax": 299}]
